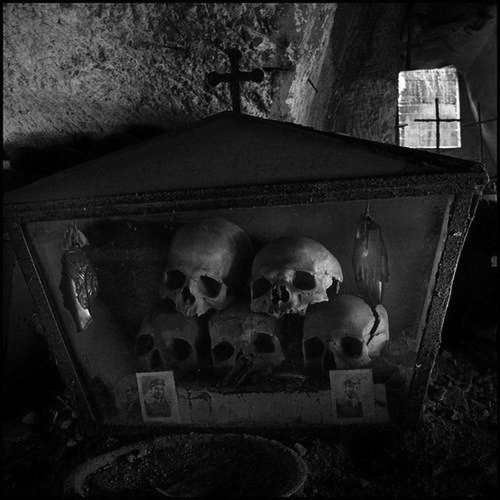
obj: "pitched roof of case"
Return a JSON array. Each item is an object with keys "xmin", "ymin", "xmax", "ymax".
[{"xmin": 4, "ymin": 111, "xmax": 486, "ymax": 204}]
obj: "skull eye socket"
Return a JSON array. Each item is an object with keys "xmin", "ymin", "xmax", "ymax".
[
  {"xmin": 164, "ymin": 269, "xmax": 186, "ymax": 289},
  {"xmin": 135, "ymin": 334, "xmax": 155, "ymax": 356},
  {"xmin": 304, "ymin": 337, "xmax": 325, "ymax": 358},
  {"xmin": 251, "ymin": 276, "xmax": 272, "ymax": 299},
  {"xmin": 292, "ymin": 271, "xmax": 316, "ymax": 290},
  {"xmin": 341, "ymin": 336, "xmax": 363, "ymax": 358},
  {"xmin": 212, "ymin": 341, "xmax": 236, "ymax": 363},
  {"xmin": 253, "ymin": 332, "xmax": 275, "ymax": 353},
  {"xmin": 199, "ymin": 275, "xmax": 222, "ymax": 298},
  {"xmin": 172, "ymin": 338, "xmax": 192, "ymax": 360}
]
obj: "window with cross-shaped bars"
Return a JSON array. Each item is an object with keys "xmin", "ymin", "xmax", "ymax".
[{"xmin": 398, "ymin": 66, "xmax": 461, "ymax": 149}]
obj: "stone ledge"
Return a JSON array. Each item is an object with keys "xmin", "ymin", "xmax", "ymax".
[{"xmin": 175, "ymin": 384, "xmax": 389, "ymax": 426}]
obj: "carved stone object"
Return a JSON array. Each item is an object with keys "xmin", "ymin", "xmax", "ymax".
[
  {"xmin": 60, "ymin": 221, "xmax": 98, "ymax": 331},
  {"xmin": 209, "ymin": 302, "xmax": 284, "ymax": 382},
  {"xmin": 250, "ymin": 236, "xmax": 343, "ymax": 317},
  {"xmin": 160, "ymin": 217, "xmax": 253, "ymax": 316},
  {"xmin": 302, "ymin": 293, "xmax": 389, "ymax": 373}
]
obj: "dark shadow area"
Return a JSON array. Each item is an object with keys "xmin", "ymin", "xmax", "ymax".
[
  {"xmin": 3, "ymin": 124, "xmax": 168, "ymax": 194},
  {"xmin": 441, "ymin": 199, "xmax": 498, "ymax": 371}
]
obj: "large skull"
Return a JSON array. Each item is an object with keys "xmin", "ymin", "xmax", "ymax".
[
  {"xmin": 135, "ymin": 310, "xmax": 200, "ymax": 374},
  {"xmin": 250, "ymin": 236, "xmax": 343, "ymax": 318},
  {"xmin": 160, "ymin": 217, "xmax": 253, "ymax": 316},
  {"xmin": 302, "ymin": 293, "xmax": 389, "ymax": 374},
  {"xmin": 209, "ymin": 302, "xmax": 284, "ymax": 381}
]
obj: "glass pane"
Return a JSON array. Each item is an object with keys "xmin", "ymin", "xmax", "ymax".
[{"xmin": 23, "ymin": 195, "xmax": 452, "ymax": 427}]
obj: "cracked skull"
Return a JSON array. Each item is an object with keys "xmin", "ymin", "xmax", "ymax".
[
  {"xmin": 135, "ymin": 310, "xmax": 200, "ymax": 374},
  {"xmin": 302, "ymin": 293, "xmax": 389, "ymax": 373},
  {"xmin": 160, "ymin": 217, "xmax": 253, "ymax": 316},
  {"xmin": 250, "ymin": 236, "xmax": 343, "ymax": 317},
  {"xmin": 209, "ymin": 302, "xmax": 284, "ymax": 377}
]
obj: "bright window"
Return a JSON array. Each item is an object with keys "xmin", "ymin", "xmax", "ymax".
[{"xmin": 398, "ymin": 67, "xmax": 461, "ymax": 149}]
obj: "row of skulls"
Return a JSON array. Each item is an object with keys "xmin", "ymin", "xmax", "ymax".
[{"xmin": 136, "ymin": 217, "xmax": 389, "ymax": 379}]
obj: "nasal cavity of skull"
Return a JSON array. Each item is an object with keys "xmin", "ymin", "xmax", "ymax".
[
  {"xmin": 165, "ymin": 269, "xmax": 186, "ymax": 289},
  {"xmin": 212, "ymin": 341, "xmax": 235, "ymax": 363},
  {"xmin": 251, "ymin": 276, "xmax": 272, "ymax": 299},
  {"xmin": 292, "ymin": 271, "xmax": 316, "ymax": 290},
  {"xmin": 150, "ymin": 348, "xmax": 163, "ymax": 370},
  {"xmin": 172, "ymin": 337, "xmax": 192, "ymax": 360},
  {"xmin": 199, "ymin": 275, "xmax": 222, "ymax": 298},
  {"xmin": 253, "ymin": 332, "xmax": 276, "ymax": 353},
  {"xmin": 135, "ymin": 334, "xmax": 155, "ymax": 356},
  {"xmin": 323, "ymin": 349, "xmax": 336, "ymax": 371},
  {"xmin": 304, "ymin": 337, "xmax": 325, "ymax": 358},
  {"xmin": 341, "ymin": 336, "xmax": 363, "ymax": 358},
  {"xmin": 182, "ymin": 286, "xmax": 195, "ymax": 304},
  {"xmin": 271, "ymin": 284, "xmax": 290, "ymax": 304}
]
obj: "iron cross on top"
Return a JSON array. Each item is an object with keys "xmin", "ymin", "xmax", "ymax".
[{"xmin": 207, "ymin": 48, "xmax": 264, "ymax": 113}]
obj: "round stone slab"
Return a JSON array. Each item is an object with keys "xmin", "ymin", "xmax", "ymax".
[{"xmin": 64, "ymin": 433, "xmax": 308, "ymax": 497}]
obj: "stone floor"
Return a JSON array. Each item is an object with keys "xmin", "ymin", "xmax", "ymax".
[{"xmin": 2, "ymin": 339, "xmax": 497, "ymax": 499}]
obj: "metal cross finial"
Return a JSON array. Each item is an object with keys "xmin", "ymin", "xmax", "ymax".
[
  {"xmin": 414, "ymin": 98, "xmax": 461, "ymax": 153},
  {"xmin": 206, "ymin": 48, "xmax": 264, "ymax": 113}
]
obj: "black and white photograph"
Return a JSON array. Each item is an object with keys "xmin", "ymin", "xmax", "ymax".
[
  {"xmin": 330, "ymin": 369, "xmax": 376, "ymax": 422},
  {"xmin": 136, "ymin": 371, "xmax": 181, "ymax": 423}
]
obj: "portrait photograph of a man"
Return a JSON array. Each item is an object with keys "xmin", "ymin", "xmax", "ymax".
[
  {"xmin": 136, "ymin": 371, "xmax": 181, "ymax": 423},
  {"xmin": 330, "ymin": 369, "xmax": 376, "ymax": 423},
  {"xmin": 336, "ymin": 377, "xmax": 364, "ymax": 418}
]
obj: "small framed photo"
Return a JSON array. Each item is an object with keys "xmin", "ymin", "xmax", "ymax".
[
  {"xmin": 330, "ymin": 369, "xmax": 376, "ymax": 423},
  {"xmin": 136, "ymin": 371, "xmax": 181, "ymax": 423}
]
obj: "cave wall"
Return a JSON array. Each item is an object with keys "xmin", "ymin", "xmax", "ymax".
[
  {"xmin": 310, "ymin": 3, "xmax": 406, "ymax": 144},
  {"xmin": 3, "ymin": 3, "xmax": 337, "ymax": 160}
]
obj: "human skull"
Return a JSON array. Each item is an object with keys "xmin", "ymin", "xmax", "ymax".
[
  {"xmin": 160, "ymin": 217, "xmax": 253, "ymax": 316},
  {"xmin": 250, "ymin": 236, "xmax": 343, "ymax": 318},
  {"xmin": 135, "ymin": 310, "xmax": 200, "ymax": 374},
  {"xmin": 209, "ymin": 302, "xmax": 284, "ymax": 378},
  {"xmin": 302, "ymin": 293, "xmax": 389, "ymax": 374}
]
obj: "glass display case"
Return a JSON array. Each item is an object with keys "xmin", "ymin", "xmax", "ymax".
[{"xmin": 4, "ymin": 111, "xmax": 488, "ymax": 435}]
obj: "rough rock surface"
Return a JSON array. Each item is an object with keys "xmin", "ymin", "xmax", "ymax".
[
  {"xmin": 312, "ymin": 3, "xmax": 406, "ymax": 144},
  {"xmin": 3, "ymin": 3, "xmax": 337, "ymax": 156}
]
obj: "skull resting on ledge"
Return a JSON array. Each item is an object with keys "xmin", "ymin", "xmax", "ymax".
[
  {"xmin": 302, "ymin": 293, "xmax": 389, "ymax": 374},
  {"xmin": 209, "ymin": 302, "xmax": 284, "ymax": 379},
  {"xmin": 160, "ymin": 217, "xmax": 253, "ymax": 316},
  {"xmin": 135, "ymin": 309, "xmax": 200, "ymax": 374},
  {"xmin": 250, "ymin": 236, "xmax": 343, "ymax": 317}
]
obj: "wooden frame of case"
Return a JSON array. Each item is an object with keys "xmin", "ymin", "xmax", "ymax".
[{"xmin": 4, "ymin": 168, "xmax": 486, "ymax": 436}]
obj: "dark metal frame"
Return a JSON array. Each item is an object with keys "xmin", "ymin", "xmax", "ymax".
[{"xmin": 4, "ymin": 170, "xmax": 487, "ymax": 435}]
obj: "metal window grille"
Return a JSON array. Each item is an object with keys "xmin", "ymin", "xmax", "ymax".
[{"xmin": 398, "ymin": 67, "xmax": 461, "ymax": 149}]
